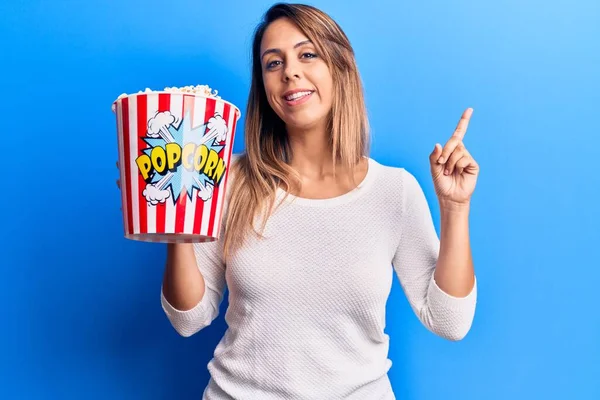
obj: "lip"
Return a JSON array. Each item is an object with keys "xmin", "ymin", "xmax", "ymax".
[
  {"xmin": 282, "ymin": 88, "xmax": 314, "ymax": 98},
  {"xmin": 282, "ymin": 89, "xmax": 315, "ymax": 106}
]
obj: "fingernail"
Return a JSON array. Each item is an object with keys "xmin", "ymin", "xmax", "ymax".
[
  {"xmin": 444, "ymin": 169, "xmax": 449, "ymax": 175},
  {"xmin": 438, "ymin": 157, "xmax": 445, "ymax": 164}
]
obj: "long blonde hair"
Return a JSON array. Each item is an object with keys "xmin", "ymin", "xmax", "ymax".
[{"xmin": 223, "ymin": 3, "xmax": 370, "ymax": 261}]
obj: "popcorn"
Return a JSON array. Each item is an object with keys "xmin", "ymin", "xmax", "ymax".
[
  {"xmin": 112, "ymin": 85, "xmax": 221, "ymax": 112},
  {"xmin": 164, "ymin": 85, "xmax": 220, "ymax": 98}
]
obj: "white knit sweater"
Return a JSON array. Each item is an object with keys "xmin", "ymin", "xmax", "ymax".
[{"xmin": 161, "ymin": 157, "xmax": 477, "ymax": 399}]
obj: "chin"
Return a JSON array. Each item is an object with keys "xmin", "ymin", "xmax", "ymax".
[
  {"xmin": 284, "ymin": 118, "xmax": 320, "ymax": 132},
  {"xmin": 281, "ymin": 111, "xmax": 329, "ymax": 132}
]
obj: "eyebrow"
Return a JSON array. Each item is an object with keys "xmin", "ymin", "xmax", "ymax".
[{"xmin": 261, "ymin": 40, "xmax": 313, "ymax": 60}]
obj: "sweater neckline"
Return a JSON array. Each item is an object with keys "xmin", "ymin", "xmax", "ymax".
[{"xmin": 275, "ymin": 157, "xmax": 379, "ymax": 208}]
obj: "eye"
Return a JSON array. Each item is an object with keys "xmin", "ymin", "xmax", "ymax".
[
  {"xmin": 301, "ymin": 52, "xmax": 318, "ymax": 59},
  {"xmin": 266, "ymin": 60, "xmax": 282, "ymax": 70}
]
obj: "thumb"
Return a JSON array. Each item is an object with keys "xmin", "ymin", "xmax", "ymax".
[
  {"xmin": 429, "ymin": 143, "xmax": 444, "ymax": 174},
  {"xmin": 429, "ymin": 143, "xmax": 443, "ymax": 164}
]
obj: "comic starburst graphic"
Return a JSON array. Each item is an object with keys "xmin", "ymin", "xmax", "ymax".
[{"xmin": 142, "ymin": 110, "xmax": 225, "ymax": 205}]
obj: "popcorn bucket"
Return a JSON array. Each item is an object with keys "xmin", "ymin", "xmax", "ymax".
[{"xmin": 112, "ymin": 87, "xmax": 241, "ymax": 243}]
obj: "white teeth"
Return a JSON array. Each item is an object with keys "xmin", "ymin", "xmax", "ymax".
[{"xmin": 285, "ymin": 91, "xmax": 312, "ymax": 101}]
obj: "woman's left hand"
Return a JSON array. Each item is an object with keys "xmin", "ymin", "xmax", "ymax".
[{"xmin": 429, "ymin": 108, "xmax": 480, "ymax": 208}]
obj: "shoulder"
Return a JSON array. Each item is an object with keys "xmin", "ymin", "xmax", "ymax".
[
  {"xmin": 368, "ymin": 157, "xmax": 430, "ymax": 216},
  {"xmin": 369, "ymin": 157, "xmax": 422, "ymax": 194}
]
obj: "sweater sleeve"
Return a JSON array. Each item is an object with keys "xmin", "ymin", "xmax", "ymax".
[
  {"xmin": 391, "ymin": 169, "xmax": 477, "ymax": 341},
  {"xmin": 160, "ymin": 238, "xmax": 227, "ymax": 337}
]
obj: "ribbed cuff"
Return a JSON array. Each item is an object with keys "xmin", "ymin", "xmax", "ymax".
[
  {"xmin": 160, "ymin": 287, "xmax": 209, "ymax": 324},
  {"xmin": 428, "ymin": 272, "xmax": 477, "ymax": 311}
]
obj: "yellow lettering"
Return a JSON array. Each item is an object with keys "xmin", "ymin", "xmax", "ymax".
[
  {"xmin": 135, "ymin": 154, "xmax": 152, "ymax": 181},
  {"xmin": 137, "ymin": 143, "xmax": 226, "ymax": 184},
  {"xmin": 194, "ymin": 145, "xmax": 208, "ymax": 172},
  {"xmin": 151, "ymin": 146, "xmax": 167, "ymax": 174},
  {"xmin": 203, "ymin": 149, "xmax": 219, "ymax": 179},
  {"xmin": 165, "ymin": 143, "xmax": 181, "ymax": 172},
  {"xmin": 182, "ymin": 143, "xmax": 195, "ymax": 171},
  {"xmin": 213, "ymin": 157, "xmax": 226, "ymax": 185}
]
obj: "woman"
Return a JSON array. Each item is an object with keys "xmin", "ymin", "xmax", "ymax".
[{"xmin": 161, "ymin": 3, "xmax": 478, "ymax": 399}]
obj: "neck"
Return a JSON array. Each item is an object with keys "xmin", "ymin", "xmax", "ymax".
[{"xmin": 286, "ymin": 122, "xmax": 335, "ymax": 179}]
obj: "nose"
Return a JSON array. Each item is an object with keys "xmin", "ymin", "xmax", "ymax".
[
  {"xmin": 283, "ymin": 59, "xmax": 301, "ymax": 82},
  {"xmin": 284, "ymin": 74, "xmax": 300, "ymax": 82}
]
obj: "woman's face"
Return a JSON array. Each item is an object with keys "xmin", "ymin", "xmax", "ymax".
[{"xmin": 260, "ymin": 18, "xmax": 333, "ymax": 132}]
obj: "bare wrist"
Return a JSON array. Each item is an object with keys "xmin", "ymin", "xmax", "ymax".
[{"xmin": 439, "ymin": 199, "xmax": 471, "ymax": 214}]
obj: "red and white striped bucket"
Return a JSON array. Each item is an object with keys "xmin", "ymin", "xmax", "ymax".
[{"xmin": 113, "ymin": 90, "xmax": 240, "ymax": 243}]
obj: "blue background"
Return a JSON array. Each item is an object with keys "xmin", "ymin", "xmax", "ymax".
[{"xmin": 2, "ymin": 0, "xmax": 598, "ymax": 399}]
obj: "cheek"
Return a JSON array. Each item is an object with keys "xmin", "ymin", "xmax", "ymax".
[
  {"xmin": 315, "ymin": 67, "xmax": 334, "ymax": 102},
  {"xmin": 262, "ymin": 75, "xmax": 280, "ymax": 107}
]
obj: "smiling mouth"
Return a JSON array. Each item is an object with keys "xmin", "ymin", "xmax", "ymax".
[{"xmin": 283, "ymin": 91, "xmax": 314, "ymax": 102}]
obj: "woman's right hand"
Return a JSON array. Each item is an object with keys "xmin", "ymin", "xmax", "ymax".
[{"xmin": 116, "ymin": 161, "xmax": 121, "ymax": 190}]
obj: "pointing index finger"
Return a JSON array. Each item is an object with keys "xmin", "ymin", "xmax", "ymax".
[{"xmin": 452, "ymin": 108, "xmax": 473, "ymax": 140}]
